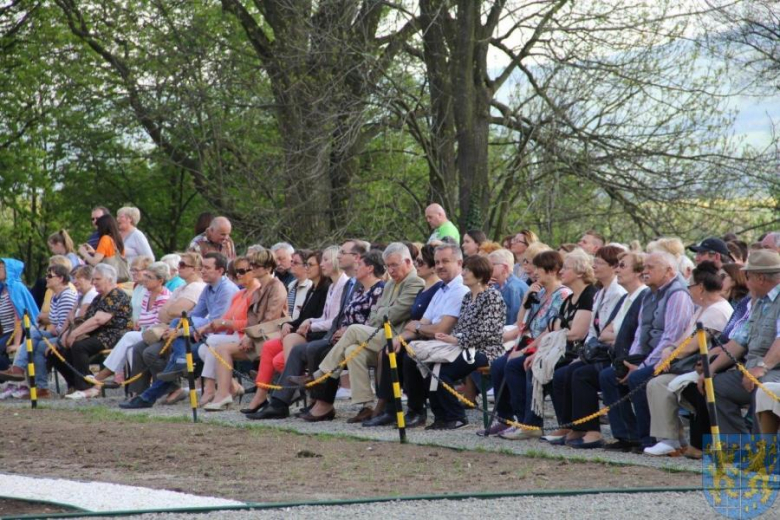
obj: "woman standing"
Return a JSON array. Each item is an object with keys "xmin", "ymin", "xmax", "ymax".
[{"xmin": 117, "ymin": 206, "xmax": 155, "ymax": 264}]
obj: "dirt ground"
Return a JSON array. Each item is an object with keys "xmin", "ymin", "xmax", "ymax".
[{"xmin": 1, "ymin": 408, "xmax": 694, "ymax": 507}]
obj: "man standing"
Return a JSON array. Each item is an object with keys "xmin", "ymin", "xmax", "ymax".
[
  {"xmin": 188, "ymin": 216, "xmax": 236, "ymax": 260},
  {"xmin": 425, "ymin": 204, "xmax": 460, "ymax": 244},
  {"xmin": 87, "ymin": 206, "xmax": 109, "ymax": 249},
  {"xmin": 270, "ymin": 242, "xmax": 295, "ymax": 287}
]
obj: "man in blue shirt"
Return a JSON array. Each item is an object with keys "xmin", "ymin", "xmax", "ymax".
[
  {"xmin": 121, "ymin": 252, "xmax": 239, "ymax": 408},
  {"xmin": 489, "ymin": 249, "xmax": 528, "ymax": 325}
]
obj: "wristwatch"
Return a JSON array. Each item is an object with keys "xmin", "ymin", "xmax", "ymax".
[
  {"xmin": 414, "ymin": 322, "xmax": 422, "ymax": 336},
  {"xmin": 220, "ymin": 319, "xmax": 227, "ymax": 327}
]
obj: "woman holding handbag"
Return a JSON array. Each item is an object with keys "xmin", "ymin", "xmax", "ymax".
[
  {"xmin": 241, "ymin": 250, "xmax": 330, "ymax": 414},
  {"xmin": 78, "ymin": 215, "xmax": 131, "ymax": 284},
  {"xmin": 206, "ymin": 250, "xmax": 288, "ymax": 411}
]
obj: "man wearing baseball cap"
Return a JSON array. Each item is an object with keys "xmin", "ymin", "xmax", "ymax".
[
  {"xmin": 688, "ymin": 237, "xmax": 733, "ymax": 268},
  {"xmin": 697, "ymin": 249, "xmax": 780, "ymax": 434}
]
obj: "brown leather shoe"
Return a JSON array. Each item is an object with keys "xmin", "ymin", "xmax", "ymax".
[
  {"xmin": 0, "ymin": 366, "xmax": 26, "ymax": 382},
  {"xmin": 347, "ymin": 406, "xmax": 374, "ymax": 424}
]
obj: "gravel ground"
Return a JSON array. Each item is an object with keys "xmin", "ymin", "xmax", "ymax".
[
  {"xmin": 0, "ymin": 473, "xmax": 243, "ymax": 512},
  {"xmin": 81, "ymin": 492, "xmax": 721, "ymax": 520},
  {"xmin": 0, "ymin": 389, "xmax": 702, "ymax": 473}
]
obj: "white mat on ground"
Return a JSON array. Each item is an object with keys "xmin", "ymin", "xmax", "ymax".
[{"xmin": 0, "ymin": 473, "xmax": 244, "ymax": 512}]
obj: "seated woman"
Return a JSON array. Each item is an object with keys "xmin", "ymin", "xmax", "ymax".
[
  {"xmin": 488, "ymin": 250, "xmax": 571, "ymax": 439},
  {"xmin": 550, "ymin": 246, "xmax": 627, "ymax": 448},
  {"xmin": 205, "ymin": 250, "xmax": 288, "ymax": 411},
  {"xmin": 721, "ymin": 263, "xmax": 748, "ymax": 308},
  {"xmin": 160, "ymin": 254, "xmax": 187, "ymax": 292},
  {"xmin": 196, "ymin": 255, "xmax": 260, "ymax": 406},
  {"xmin": 241, "ymin": 250, "xmax": 329, "ymax": 413},
  {"xmin": 47, "ymin": 229, "xmax": 82, "ymax": 270},
  {"xmin": 128, "ymin": 256, "xmax": 154, "ymax": 323},
  {"xmin": 461, "ymin": 230, "xmax": 487, "ymax": 258},
  {"xmin": 529, "ymin": 251, "xmax": 597, "ymax": 443},
  {"xmin": 0, "ymin": 265, "xmax": 77, "ymax": 398},
  {"xmin": 756, "ymin": 384, "xmax": 780, "ymax": 433},
  {"xmin": 644, "ymin": 261, "xmax": 732, "ymax": 457},
  {"xmin": 78, "ymin": 214, "xmax": 125, "ymax": 268},
  {"xmin": 0, "ymin": 258, "xmax": 39, "ymax": 371},
  {"xmin": 90, "ymin": 262, "xmax": 171, "ymax": 389},
  {"xmin": 56, "ymin": 264, "xmax": 132, "ymax": 400},
  {"xmin": 285, "ymin": 249, "xmax": 312, "ymax": 319},
  {"xmin": 423, "ymin": 255, "xmax": 506, "ymax": 429}
]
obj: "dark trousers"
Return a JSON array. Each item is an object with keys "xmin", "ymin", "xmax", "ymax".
[
  {"xmin": 627, "ymin": 365, "xmax": 656, "ymax": 446},
  {"xmin": 53, "ymin": 336, "xmax": 104, "ymax": 391},
  {"xmin": 0, "ymin": 331, "xmax": 12, "ymax": 370},
  {"xmin": 552, "ymin": 360, "xmax": 584, "ymax": 426},
  {"xmin": 599, "ymin": 366, "xmax": 638, "ymax": 442},
  {"xmin": 270, "ymin": 338, "xmax": 330, "ymax": 407},
  {"xmin": 127, "ymin": 340, "xmax": 169, "ymax": 395},
  {"xmin": 681, "ymin": 384, "xmax": 710, "ymax": 450},
  {"xmin": 570, "ymin": 362, "xmax": 608, "ymax": 432},
  {"xmin": 379, "ymin": 349, "xmax": 406, "ymax": 413},
  {"xmin": 306, "ymin": 339, "xmax": 338, "ymax": 403},
  {"xmin": 428, "ymin": 352, "xmax": 488, "ymax": 422},
  {"xmin": 402, "ymin": 354, "xmax": 428, "ymax": 413}
]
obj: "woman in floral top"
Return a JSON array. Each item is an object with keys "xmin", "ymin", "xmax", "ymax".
[
  {"xmin": 426, "ymin": 255, "xmax": 506, "ymax": 429},
  {"xmin": 54, "ymin": 263, "xmax": 132, "ymax": 399},
  {"xmin": 301, "ymin": 250, "xmax": 386, "ymax": 421}
]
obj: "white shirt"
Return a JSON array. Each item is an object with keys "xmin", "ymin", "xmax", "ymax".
[{"xmin": 611, "ymin": 284, "xmax": 647, "ymax": 336}]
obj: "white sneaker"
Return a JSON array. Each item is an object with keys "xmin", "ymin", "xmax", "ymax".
[
  {"xmin": 0, "ymin": 384, "xmax": 18, "ymax": 400},
  {"xmin": 486, "ymin": 388, "xmax": 495, "ymax": 402},
  {"xmin": 644, "ymin": 441, "xmax": 681, "ymax": 456},
  {"xmin": 335, "ymin": 387, "xmax": 352, "ymax": 400},
  {"xmin": 11, "ymin": 386, "xmax": 30, "ymax": 399},
  {"xmin": 500, "ymin": 426, "xmax": 543, "ymax": 440}
]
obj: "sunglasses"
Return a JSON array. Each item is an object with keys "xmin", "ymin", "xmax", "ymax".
[
  {"xmin": 415, "ymin": 258, "xmax": 426, "ymax": 267},
  {"xmin": 235, "ymin": 268, "xmax": 252, "ymax": 276},
  {"xmin": 46, "ymin": 273, "xmax": 57, "ymax": 279},
  {"xmin": 178, "ymin": 262, "xmax": 193, "ymax": 269}
]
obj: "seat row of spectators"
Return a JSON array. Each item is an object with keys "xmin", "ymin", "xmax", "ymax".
[{"xmin": 0, "ymin": 204, "xmax": 778, "ymax": 454}]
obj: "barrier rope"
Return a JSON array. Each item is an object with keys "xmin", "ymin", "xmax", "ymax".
[
  {"xmin": 710, "ymin": 335, "xmax": 780, "ymax": 403},
  {"xmin": 38, "ymin": 321, "xmax": 183, "ymax": 389},
  {"xmin": 396, "ymin": 330, "xmax": 696, "ymax": 433},
  {"xmin": 206, "ymin": 326, "xmax": 384, "ymax": 390}
]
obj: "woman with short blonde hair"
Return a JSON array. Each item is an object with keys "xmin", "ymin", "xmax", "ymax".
[{"xmin": 117, "ymin": 206, "xmax": 155, "ymax": 264}]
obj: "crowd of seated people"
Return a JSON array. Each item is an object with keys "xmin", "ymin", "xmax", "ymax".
[{"xmin": 0, "ymin": 203, "xmax": 779, "ymax": 452}]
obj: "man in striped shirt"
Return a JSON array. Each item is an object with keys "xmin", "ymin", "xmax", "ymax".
[{"xmin": 0, "ymin": 265, "xmax": 78, "ymax": 398}]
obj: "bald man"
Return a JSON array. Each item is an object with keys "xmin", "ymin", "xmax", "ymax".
[
  {"xmin": 187, "ymin": 216, "xmax": 236, "ymax": 260},
  {"xmin": 425, "ymin": 204, "xmax": 460, "ymax": 244}
]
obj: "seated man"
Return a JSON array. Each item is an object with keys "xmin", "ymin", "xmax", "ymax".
[
  {"xmin": 394, "ymin": 244, "xmax": 469, "ymax": 428},
  {"xmin": 598, "ymin": 251, "xmax": 693, "ymax": 450},
  {"xmin": 301, "ymin": 243, "xmax": 424, "ymax": 422},
  {"xmin": 120, "ymin": 252, "xmax": 238, "ymax": 408},
  {"xmin": 488, "ymin": 249, "xmax": 529, "ymax": 326},
  {"xmin": 698, "ymin": 250, "xmax": 780, "ymax": 434}
]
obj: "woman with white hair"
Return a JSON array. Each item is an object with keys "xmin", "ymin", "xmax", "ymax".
[
  {"xmin": 160, "ymin": 253, "xmax": 186, "ymax": 291},
  {"xmin": 86, "ymin": 262, "xmax": 172, "ymax": 392},
  {"xmin": 53, "ymin": 264, "xmax": 132, "ymax": 399},
  {"xmin": 117, "ymin": 206, "xmax": 155, "ymax": 264}
]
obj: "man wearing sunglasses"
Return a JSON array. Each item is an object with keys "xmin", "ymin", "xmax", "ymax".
[{"xmin": 86, "ymin": 206, "xmax": 110, "ymax": 249}]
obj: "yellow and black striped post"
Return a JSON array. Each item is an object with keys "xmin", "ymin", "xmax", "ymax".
[
  {"xmin": 22, "ymin": 311, "xmax": 37, "ymax": 409},
  {"xmin": 384, "ymin": 316, "xmax": 406, "ymax": 444},
  {"xmin": 697, "ymin": 322, "xmax": 722, "ymax": 467},
  {"xmin": 182, "ymin": 312, "xmax": 198, "ymax": 423}
]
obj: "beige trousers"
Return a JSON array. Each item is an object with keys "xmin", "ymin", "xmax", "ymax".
[
  {"xmin": 318, "ymin": 324, "xmax": 385, "ymax": 404},
  {"xmin": 647, "ymin": 373, "xmax": 684, "ymax": 441}
]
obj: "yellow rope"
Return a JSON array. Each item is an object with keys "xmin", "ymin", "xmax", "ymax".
[
  {"xmin": 735, "ymin": 362, "xmax": 780, "ymax": 403},
  {"xmin": 652, "ymin": 336, "xmax": 693, "ymax": 376},
  {"xmin": 43, "ymin": 322, "xmax": 183, "ymax": 387},
  {"xmin": 207, "ymin": 337, "xmax": 372, "ymax": 390}
]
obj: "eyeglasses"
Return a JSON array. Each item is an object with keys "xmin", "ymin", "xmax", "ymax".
[
  {"xmin": 687, "ymin": 282, "xmax": 700, "ymax": 289},
  {"xmin": 46, "ymin": 273, "xmax": 56, "ymax": 279},
  {"xmin": 235, "ymin": 268, "xmax": 252, "ymax": 276},
  {"xmin": 178, "ymin": 262, "xmax": 193, "ymax": 269},
  {"xmin": 291, "ymin": 260, "xmax": 304, "ymax": 266}
]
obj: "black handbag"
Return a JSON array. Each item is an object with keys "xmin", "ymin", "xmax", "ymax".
[
  {"xmin": 612, "ymin": 354, "xmax": 647, "ymax": 379},
  {"xmin": 580, "ymin": 337, "xmax": 612, "ymax": 364}
]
